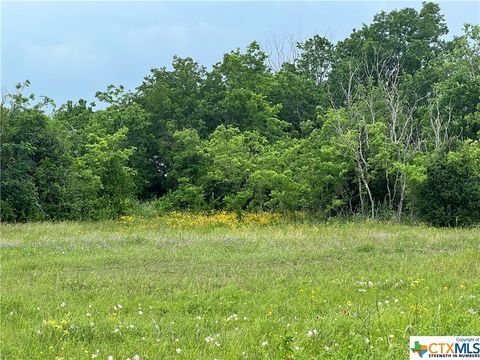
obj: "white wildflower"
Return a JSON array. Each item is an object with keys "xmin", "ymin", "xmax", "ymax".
[
  {"xmin": 175, "ymin": 348, "xmax": 182, "ymax": 353},
  {"xmin": 226, "ymin": 314, "xmax": 238, "ymax": 321}
]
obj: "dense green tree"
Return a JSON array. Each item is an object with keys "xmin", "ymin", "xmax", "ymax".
[{"xmin": 417, "ymin": 141, "xmax": 480, "ymax": 226}]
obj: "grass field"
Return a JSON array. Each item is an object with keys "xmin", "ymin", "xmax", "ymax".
[{"xmin": 1, "ymin": 214, "xmax": 479, "ymax": 359}]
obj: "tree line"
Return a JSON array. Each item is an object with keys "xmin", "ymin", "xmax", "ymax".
[{"xmin": 2, "ymin": 3, "xmax": 479, "ymax": 226}]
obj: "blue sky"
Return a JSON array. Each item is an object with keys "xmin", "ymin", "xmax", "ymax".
[{"xmin": 2, "ymin": 1, "xmax": 479, "ymax": 107}]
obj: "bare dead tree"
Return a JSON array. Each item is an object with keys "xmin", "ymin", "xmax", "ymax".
[
  {"xmin": 263, "ymin": 31, "xmax": 302, "ymax": 72},
  {"xmin": 428, "ymin": 97, "xmax": 453, "ymax": 151}
]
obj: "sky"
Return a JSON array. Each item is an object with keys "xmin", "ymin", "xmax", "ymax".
[{"xmin": 2, "ymin": 1, "xmax": 479, "ymax": 107}]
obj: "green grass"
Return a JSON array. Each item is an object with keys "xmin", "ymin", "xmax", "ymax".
[{"xmin": 1, "ymin": 218, "xmax": 479, "ymax": 359}]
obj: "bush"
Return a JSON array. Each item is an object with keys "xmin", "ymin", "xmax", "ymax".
[{"xmin": 417, "ymin": 142, "xmax": 480, "ymax": 226}]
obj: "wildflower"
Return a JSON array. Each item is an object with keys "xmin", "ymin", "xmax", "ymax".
[
  {"xmin": 215, "ymin": 342, "xmax": 221, "ymax": 347},
  {"xmin": 227, "ymin": 314, "xmax": 238, "ymax": 321},
  {"xmin": 307, "ymin": 329, "xmax": 319, "ymax": 337},
  {"xmin": 90, "ymin": 322, "xmax": 95, "ymax": 327},
  {"xmin": 467, "ymin": 308, "xmax": 477, "ymax": 315},
  {"xmin": 138, "ymin": 311, "xmax": 143, "ymax": 315},
  {"xmin": 359, "ymin": 289, "xmax": 367, "ymax": 293},
  {"xmin": 294, "ymin": 345, "xmax": 302, "ymax": 351},
  {"xmin": 86, "ymin": 313, "xmax": 91, "ymax": 317},
  {"xmin": 117, "ymin": 304, "xmax": 123, "ymax": 309},
  {"xmin": 205, "ymin": 336, "xmax": 214, "ymax": 343},
  {"xmin": 175, "ymin": 348, "xmax": 182, "ymax": 353},
  {"xmin": 60, "ymin": 302, "xmax": 66, "ymax": 308},
  {"xmin": 384, "ymin": 300, "xmax": 389, "ymax": 304},
  {"xmin": 114, "ymin": 328, "xmax": 120, "ymax": 333},
  {"xmin": 108, "ymin": 356, "xmax": 114, "ymax": 360},
  {"xmin": 261, "ymin": 341, "xmax": 268, "ymax": 347},
  {"xmin": 324, "ymin": 346, "xmax": 330, "ymax": 351},
  {"xmin": 133, "ymin": 355, "xmax": 140, "ymax": 360},
  {"xmin": 389, "ymin": 334, "xmax": 394, "ymax": 339},
  {"xmin": 394, "ymin": 298, "xmax": 399, "ymax": 303}
]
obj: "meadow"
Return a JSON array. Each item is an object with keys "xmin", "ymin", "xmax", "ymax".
[{"xmin": 1, "ymin": 214, "xmax": 479, "ymax": 359}]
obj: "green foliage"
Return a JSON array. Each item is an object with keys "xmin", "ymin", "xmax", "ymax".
[
  {"xmin": 417, "ymin": 141, "xmax": 480, "ymax": 226},
  {"xmin": 2, "ymin": 3, "xmax": 479, "ymax": 226}
]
